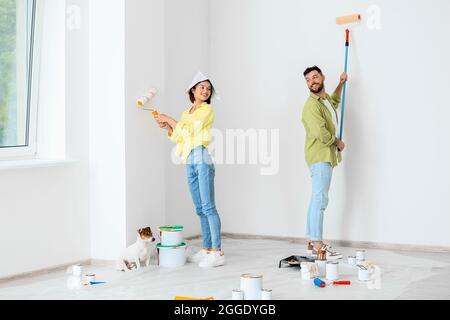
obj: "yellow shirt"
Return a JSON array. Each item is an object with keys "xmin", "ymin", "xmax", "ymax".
[{"xmin": 168, "ymin": 103, "xmax": 214, "ymax": 163}]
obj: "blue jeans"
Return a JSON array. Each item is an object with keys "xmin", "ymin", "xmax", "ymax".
[
  {"xmin": 186, "ymin": 146, "xmax": 222, "ymax": 249},
  {"xmin": 306, "ymin": 162, "xmax": 333, "ymax": 242}
]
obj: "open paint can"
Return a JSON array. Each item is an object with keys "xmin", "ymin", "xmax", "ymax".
[
  {"xmin": 315, "ymin": 260, "xmax": 327, "ymax": 277},
  {"xmin": 157, "ymin": 243, "xmax": 187, "ymax": 268},
  {"xmin": 159, "ymin": 226, "xmax": 184, "ymax": 246},
  {"xmin": 240, "ymin": 274, "xmax": 263, "ymax": 300}
]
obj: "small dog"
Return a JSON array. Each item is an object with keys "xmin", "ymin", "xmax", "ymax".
[{"xmin": 116, "ymin": 227, "xmax": 156, "ymax": 272}]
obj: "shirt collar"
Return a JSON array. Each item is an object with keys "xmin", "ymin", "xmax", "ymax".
[{"xmin": 310, "ymin": 92, "xmax": 331, "ymax": 102}]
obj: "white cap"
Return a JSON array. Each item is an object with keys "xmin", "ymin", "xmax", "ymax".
[{"xmin": 185, "ymin": 71, "xmax": 219, "ymax": 100}]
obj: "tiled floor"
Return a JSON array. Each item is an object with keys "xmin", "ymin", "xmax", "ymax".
[{"xmin": 1, "ymin": 237, "xmax": 449, "ymax": 300}]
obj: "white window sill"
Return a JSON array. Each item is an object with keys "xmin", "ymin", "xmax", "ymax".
[{"xmin": 0, "ymin": 159, "xmax": 79, "ymax": 171}]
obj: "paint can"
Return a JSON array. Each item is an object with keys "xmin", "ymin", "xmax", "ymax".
[
  {"xmin": 261, "ymin": 289, "xmax": 272, "ymax": 300},
  {"xmin": 232, "ymin": 289, "xmax": 244, "ymax": 300},
  {"xmin": 326, "ymin": 261, "xmax": 339, "ymax": 281},
  {"xmin": 159, "ymin": 226, "xmax": 184, "ymax": 246},
  {"xmin": 315, "ymin": 260, "xmax": 327, "ymax": 277},
  {"xmin": 348, "ymin": 256, "xmax": 357, "ymax": 266},
  {"xmin": 157, "ymin": 243, "xmax": 187, "ymax": 268},
  {"xmin": 72, "ymin": 264, "xmax": 83, "ymax": 276},
  {"xmin": 84, "ymin": 274, "xmax": 96, "ymax": 284},
  {"xmin": 300, "ymin": 263, "xmax": 312, "ymax": 280},
  {"xmin": 356, "ymin": 250, "xmax": 366, "ymax": 261},
  {"xmin": 240, "ymin": 274, "xmax": 263, "ymax": 300},
  {"xmin": 358, "ymin": 266, "xmax": 372, "ymax": 281}
]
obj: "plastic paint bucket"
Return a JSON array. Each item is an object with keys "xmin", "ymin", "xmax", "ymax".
[
  {"xmin": 240, "ymin": 274, "xmax": 263, "ymax": 300},
  {"xmin": 159, "ymin": 226, "xmax": 184, "ymax": 246},
  {"xmin": 157, "ymin": 243, "xmax": 187, "ymax": 268}
]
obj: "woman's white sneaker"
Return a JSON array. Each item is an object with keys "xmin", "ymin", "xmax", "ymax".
[
  {"xmin": 199, "ymin": 251, "xmax": 226, "ymax": 268},
  {"xmin": 187, "ymin": 249, "xmax": 210, "ymax": 263}
]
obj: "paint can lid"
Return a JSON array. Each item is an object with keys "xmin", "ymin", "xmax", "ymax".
[
  {"xmin": 241, "ymin": 274, "xmax": 263, "ymax": 279},
  {"xmin": 157, "ymin": 242, "xmax": 186, "ymax": 249},
  {"xmin": 159, "ymin": 225, "xmax": 184, "ymax": 232}
]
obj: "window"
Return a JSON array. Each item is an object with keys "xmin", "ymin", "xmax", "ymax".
[{"xmin": 0, "ymin": 0, "xmax": 39, "ymax": 159}]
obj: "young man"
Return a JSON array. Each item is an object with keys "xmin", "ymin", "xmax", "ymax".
[{"xmin": 301, "ymin": 66, "xmax": 347, "ymax": 260}]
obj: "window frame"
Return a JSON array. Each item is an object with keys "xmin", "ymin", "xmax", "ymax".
[{"xmin": 0, "ymin": 0, "xmax": 42, "ymax": 160}]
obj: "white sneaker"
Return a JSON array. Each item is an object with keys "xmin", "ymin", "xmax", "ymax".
[
  {"xmin": 198, "ymin": 251, "xmax": 226, "ymax": 268},
  {"xmin": 187, "ymin": 249, "xmax": 210, "ymax": 263}
]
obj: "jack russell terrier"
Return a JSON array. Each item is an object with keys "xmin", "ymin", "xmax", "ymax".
[{"xmin": 116, "ymin": 227, "xmax": 156, "ymax": 271}]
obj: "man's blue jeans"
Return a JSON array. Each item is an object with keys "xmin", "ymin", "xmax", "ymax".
[
  {"xmin": 306, "ymin": 162, "xmax": 333, "ymax": 242},
  {"xmin": 186, "ymin": 146, "xmax": 222, "ymax": 249}
]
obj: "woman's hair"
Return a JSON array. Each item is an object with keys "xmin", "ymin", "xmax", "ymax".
[{"xmin": 189, "ymin": 80, "xmax": 213, "ymax": 104}]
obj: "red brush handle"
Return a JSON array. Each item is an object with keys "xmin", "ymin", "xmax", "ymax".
[
  {"xmin": 334, "ymin": 281, "xmax": 351, "ymax": 285},
  {"xmin": 345, "ymin": 29, "xmax": 350, "ymax": 44}
]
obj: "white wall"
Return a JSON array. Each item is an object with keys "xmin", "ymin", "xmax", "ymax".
[
  {"xmin": 209, "ymin": 0, "xmax": 450, "ymax": 247},
  {"xmin": 0, "ymin": 0, "xmax": 90, "ymax": 278},
  {"xmin": 163, "ymin": 0, "xmax": 210, "ymax": 238},
  {"xmin": 211, "ymin": 0, "xmax": 450, "ymax": 246},
  {"xmin": 124, "ymin": 0, "xmax": 166, "ymax": 245}
]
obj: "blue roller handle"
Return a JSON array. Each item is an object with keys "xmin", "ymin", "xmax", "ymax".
[{"xmin": 339, "ymin": 29, "xmax": 350, "ymax": 141}]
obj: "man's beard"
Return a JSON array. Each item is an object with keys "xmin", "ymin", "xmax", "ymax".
[{"xmin": 309, "ymin": 83, "xmax": 324, "ymax": 94}]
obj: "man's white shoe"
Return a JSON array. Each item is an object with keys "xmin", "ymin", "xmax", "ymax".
[
  {"xmin": 187, "ymin": 249, "xmax": 210, "ymax": 263},
  {"xmin": 198, "ymin": 251, "xmax": 226, "ymax": 268}
]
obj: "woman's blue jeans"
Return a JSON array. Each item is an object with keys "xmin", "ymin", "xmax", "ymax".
[
  {"xmin": 306, "ymin": 162, "xmax": 333, "ymax": 242},
  {"xmin": 186, "ymin": 146, "xmax": 222, "ymax": 249}
]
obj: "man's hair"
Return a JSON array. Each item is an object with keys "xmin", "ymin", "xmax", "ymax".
[{"xmin": 303, "ymin": 66, "xmax": 322, "ymax": 77}]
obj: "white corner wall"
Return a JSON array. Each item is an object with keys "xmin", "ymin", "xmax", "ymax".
[{"xmin": 210, "ymin": 0, "xmax": 450, "ymax": 247}]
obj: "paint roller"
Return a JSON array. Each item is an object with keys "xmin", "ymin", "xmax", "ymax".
[
  {"xmin": 137, "ymin": 88, "xmax": 159, "ymax": 117},
  {"xmin": 335, "ymin": 14, "xmax": 361, "ymax": 141},
  {"xmin": 313, "ymin": 278, "xmax": 351, "ymax": 288}
]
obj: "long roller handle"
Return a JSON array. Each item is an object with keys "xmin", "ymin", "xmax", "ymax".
[{"xmin": 339, "ymin": 29, "xmax": 350, "ymax": 141}]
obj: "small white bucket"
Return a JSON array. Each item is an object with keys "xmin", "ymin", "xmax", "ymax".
[
  {"xmin": 356, "ymin": 250, "xmax": 366, "ymax": 261},
  {"xmin": 261, "ymin": 289, "xmax": 272, "ymax": 300},
  {"xmin": 240, "ymin": 274, "xmax": 263, "ymax": 300},
  {"xmin": 157, "ymin": 243, "xmax": 187, "ymax": 268},
  {"xmin": 159, "ymin": 226, "xmax": 184, "ymax": 246},
  {"xmin": 232, "ymin": 289, "xmax": 244, "ymax": 300}
]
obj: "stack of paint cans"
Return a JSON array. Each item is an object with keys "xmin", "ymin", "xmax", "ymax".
[{"xmin": 157, "ymin": 226, "xmax": 186, "ymax": 268}]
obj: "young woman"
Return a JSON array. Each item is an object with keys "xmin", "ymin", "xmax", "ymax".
[{"xmin": 154, "ymin": 72, "xmax": 225, "ymax": 268}]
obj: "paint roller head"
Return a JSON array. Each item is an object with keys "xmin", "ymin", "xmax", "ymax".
[{"xmin": 336, "ymin": 14, "xmax": 361, "ymax": 25}]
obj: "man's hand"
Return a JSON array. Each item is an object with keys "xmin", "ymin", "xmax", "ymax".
[
  {"xmin": 335, "ymin": 138, "xmax": 345, "ymax": 152},
  {"xmin": 340, "ymin": 72, "xmax": 348, "ymax": 85}
]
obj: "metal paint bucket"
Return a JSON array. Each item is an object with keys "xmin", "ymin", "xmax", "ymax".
[
  {"xmin": 232, "ymin": 289, "xmax": 244, "ymax": 300},
  {"xmin": 261, "ymin": 289, "xmax": 272, "ymax": 300},
  {"xmin": 326, "ymin": 261, "xmax": 339, "ymax": 281},
  {"xmin": 240, "ymin": 274, "xmax": 263, "ymax": 300}
]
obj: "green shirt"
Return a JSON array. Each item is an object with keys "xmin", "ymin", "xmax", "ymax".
[{"xmin": 302, "ymin": 92, "xmax": 342, "ymax": 167}]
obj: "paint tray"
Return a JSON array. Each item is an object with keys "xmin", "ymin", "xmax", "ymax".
[{"xmin": 278, "ymin": 255, "xmax": 315, "ymax": 268}]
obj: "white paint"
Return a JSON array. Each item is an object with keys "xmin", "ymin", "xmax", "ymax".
[{"xmin": 209, "ymin": 0, "xmax": 450, "ymax": 247}]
